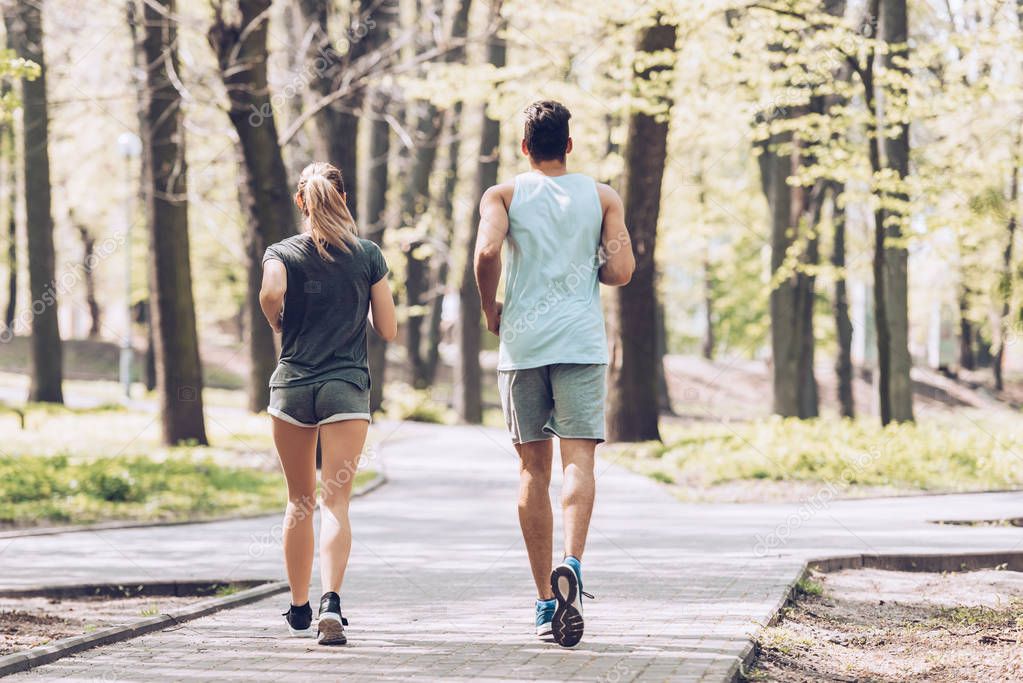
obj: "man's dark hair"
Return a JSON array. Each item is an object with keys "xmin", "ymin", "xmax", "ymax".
[{"xmin": 523, "ymin": 100, "xmax": 571, "ymax": 162}]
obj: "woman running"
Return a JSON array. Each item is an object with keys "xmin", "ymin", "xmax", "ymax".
[{"xmin": 259, "ymin": 161, "xmax": 396, "ymax": 645}]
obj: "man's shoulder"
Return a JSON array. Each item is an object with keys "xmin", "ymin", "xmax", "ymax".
[
  {"xmin": 482, "ymin": 181, "xmax": 516, "ymax": 208},
  {"xmin": 594, "ymin": 182, "xmax": 622, "ymax": 211}
]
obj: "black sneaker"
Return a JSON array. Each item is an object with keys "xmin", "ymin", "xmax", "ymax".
[
  {"xmin": 282, "ymin": 602, "xmax": 313, "ymax": 637},
  {"xmin": 550, "ymin": 558, "xmax": 592, "ymax": 648},
  {"xmin": 317, "ymin": 592, "xmax": 348, "ymax": 645}
]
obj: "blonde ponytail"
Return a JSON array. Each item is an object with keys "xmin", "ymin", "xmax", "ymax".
[{"xmin": 295, "ymin": 162, "xmax": 361, "ymax": 260}]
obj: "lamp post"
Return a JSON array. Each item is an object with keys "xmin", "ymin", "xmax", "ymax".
[{"xmin": 117, "ymin": 132, "xmax": 142, "ymax": 400}]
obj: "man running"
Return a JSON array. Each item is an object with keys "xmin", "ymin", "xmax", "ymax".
[{"xmin": 474, "ymin": 100, "xmax": 635, "ymax": 648}]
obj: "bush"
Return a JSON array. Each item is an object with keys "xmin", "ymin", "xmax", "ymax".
[
  {"xmin": 383, "ymin": 383, "xmax": 454, "ymax": 424},
  {"xmin": 612, "ymin": 415, "xmax": 1023, "ymax": 495}
]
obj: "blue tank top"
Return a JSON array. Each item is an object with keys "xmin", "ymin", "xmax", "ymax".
[{"xmin": 498, "ymin": 172, "xmax": 609, "ymax": 371}]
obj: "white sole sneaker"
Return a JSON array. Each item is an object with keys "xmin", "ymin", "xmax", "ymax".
[
  {"xmin": 317, "ymin": 612, "xmax": 348, "ymax": 645},
  {"xmin": 551, "ymin": 564, "xmax": 584, "ymax": 648}
]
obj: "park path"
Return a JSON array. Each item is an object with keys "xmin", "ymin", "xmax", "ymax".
[{"xmin": 3, "ymin": 420, "xmax": 1023, "ymax": 681}]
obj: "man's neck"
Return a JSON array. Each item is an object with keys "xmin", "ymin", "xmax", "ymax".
[{"xmin": 529, "ymin": 158, "xmax": 569, "ymax": 177}]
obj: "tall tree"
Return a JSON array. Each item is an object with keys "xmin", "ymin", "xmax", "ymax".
[
  {"xmin": 126, "ymin": 0, "xmax": 156, "ymax": 393},
  {"xmin": 209, "ymin": 0, "xmax": 295, "ymax": 413},
  {"xmin": 139, "ymin": 0, "xmax": 208, "ymax": 444},
  {"xmin": 402, "ymin": 0, "xmax": 446, "ymax": 389},
  {"xmin": 363, "ymin": 0, "xmax": 400, "ymax": 413},
  {"xmin": 606, "ymin": 14, "xmax": 677, "ymax": 443},
  {"xmin": 422, "ymin": 0, "xmax": 473, "ymax": 386},
  {"xmin": 1, "ymin": 85, "xmax": 16, "ymax": 332},
  {"xmin": 830, "ymin": 182, "xmax": 855, "ymax": 417},
  {"xmin": 4, "ymin": 0, "xmax": 62, "ymax": 403},
  {"xmin": 876, "ymin": 0, "xmax": 913, "ymax": 423},
  {"xmin": 297, "ymin": 0, "xmax": 372, "ymax": 218},
  {"xmin": 72, "ymin": 217, "xmax": 101, "ymax": 339},
  {"xmin": 281, "ymin": 1, "xmax": 313, "ymax": 187},
  {"xmin": 455, "ymin": 2, "xmax": 504, "ymax": 423},
  {"xmin": 993, "ymin": 6, "xmax": 1023, "ymax": 390},
  {"xmin": 755, "ymin": 9, "xmax": 823, "ymax": 420}
]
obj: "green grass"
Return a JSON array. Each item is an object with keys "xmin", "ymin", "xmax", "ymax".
[
  {"xmin": 795, "ymin": 577, "xmax": 824, "ymax": 597},
  {"xmin": 0, "ymin": 453, "xmax": 284, "ymax": 527},
  {"xmin": 610, "ymin": 414, "xmax": 1023, "ymax": 497},
  {"xmin": 0, "ymin": 453, "xmax": 378, "ymax": 528},
  {"xmin": 0, "ymin": 394, "xmax": 380, "ymax": 528}
]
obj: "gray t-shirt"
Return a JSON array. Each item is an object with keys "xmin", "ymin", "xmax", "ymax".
[{"xmin": 262, "ymin": 234, "xmax": 388, "ymax": 388}]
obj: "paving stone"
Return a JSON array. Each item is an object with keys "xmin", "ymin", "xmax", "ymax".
[{"xmin": 3, "ymin": 422, "xmax": 1022, "ymax": 681}]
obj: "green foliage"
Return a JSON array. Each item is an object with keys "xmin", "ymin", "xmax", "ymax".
[
  {"xmin": 383, "ymin": 382, "xmax": 455, "ymax": 424},
  {"xmin": 794, "ymin": 577, "xmax": 824, "ymax": 597},
  {"xmin": 613, "ymin": 414, "xmax": 1023, "ymax": 494},
  {"xmin": 0, "ymin": 454, "xmax": 283, "ymax": 526},
  {"xmin": 0, "ymin": 51, "xmax": 39, "ymax": 121}
]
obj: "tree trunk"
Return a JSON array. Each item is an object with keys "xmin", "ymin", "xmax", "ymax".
[
  {"xmin": 209, "ymin": 0, "xmax": 295, "ymax": 414},
  {"xmin": 702, "ymin": 256, "xmax": 714, "ymax": 360},
  {"xmin": 995, "ymin": 7, "xmax": 1023, "ymax": 390},
  {"xmin": 994, "ymin": 137, "xmax": 1019, "ymax": 392},
  {"xmin": 296, "ymin": 0, "xmax": 372, "ymax": 219},
  {"xmin": 760, "ymin": 126, "xmax": 819, "ymax": 418},
  {"xmin": 127, "ymin": 0, "xmax": 155, "ymax": 392},
  {"xmin": 281, "ymin": 2, "xmax": 313, "ymax": 188},
  {"xmin": 830, "ymin": 183, "xmax": 855, "ymax": 418},
  {"xmin": 422, "ymin": 0, "xmax": 473, "ymax": 388},
  {"xmin": 360, "ymin": 0, "xmax": 399, "ymax": 413},
  {"xmin": 3, "ymin": 116, "xmax": 16, "ymax": 332},
  {"xmin": 455, "ymin": 4, "xmax": 505, "ymax": 424},
  {"xmin": 878, "ymin": 0, "xmax": 914, "ymax": 423},
  {"xmin": 73, "ymin": 221, "xmax": 101, "ymax": 339},
  {"xmin": 606, "ymin": 16, "xmax": 677, "ymax": 443},
  {"xmin": 366, "ymin": 89, "xmax": 391, "ymax": 412},
  {"xmin": 655, "ymin": 300, "xmax": 674, "ymax": 414},
  {"xmin": 958, "ymin": 291, "xmax": 976, "ymax": 370},
  {"xmin": 402, "ymin": 0, "xmax": 446, "ymax": 389},
  {"xmin": 140, "ymin": 0, "xmax": 208, "ymax": 445},
  {"xmin": 862, "ymin": 0, "xmax": 893, "ymax": 423},
  {"xmin": 4, "ymin": 0, "xmax": 63, "ymax": 403}
]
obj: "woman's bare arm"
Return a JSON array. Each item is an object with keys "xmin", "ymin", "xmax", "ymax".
[
  {"xmin": 259, "ymin": 259, "xmax": 287, "ymax": 332},
  {"xmin": 369, "ymin": 277, "xmax": 397, "ymax": 342}
]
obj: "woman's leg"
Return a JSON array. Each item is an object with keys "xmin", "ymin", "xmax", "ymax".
[
  {"xmin": 272, "ymin": 416, "xmax": 319, "ymax": 606},
  {"xmin": 317, "ymin": 418, "xmax": 370, "ymax": 596}
]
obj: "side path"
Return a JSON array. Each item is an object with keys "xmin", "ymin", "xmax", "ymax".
[{"xmin": 4, "ymin": 421, "xmax": 1023, "ymax": 681}]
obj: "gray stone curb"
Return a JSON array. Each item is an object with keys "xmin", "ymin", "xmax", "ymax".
[
  {"xmin": 0, "ymin": 580, "xmax": 288, "ymax": 677},
  {"xmin": 731, "ymin": 550, "xmax": 1023, "ymax": 681}
]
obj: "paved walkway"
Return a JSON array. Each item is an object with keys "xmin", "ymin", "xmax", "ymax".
[{"xmin": 3, "ymin": 421, "xmax": 1023, "ymax": 681}]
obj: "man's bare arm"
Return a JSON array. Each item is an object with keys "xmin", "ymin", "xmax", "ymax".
[
  {"xmin": 474, "ymin": 184, "xmax": 512, "ymax": 335},
  {"xmin": 597, "ymin": 184, "xmax": 635, "ymax": 286},
  {"xmin": 259, "ymin": 259, "xmax": 287, "ymax": 332}
]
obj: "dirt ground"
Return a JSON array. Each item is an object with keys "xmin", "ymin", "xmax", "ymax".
[
  {"xmin": 0, "ymin": 595, "xmax": 202, "ymax": 656},
  {"xmin": 749, "ymin": 568, "xmax": 1023, "ymax": 682}
]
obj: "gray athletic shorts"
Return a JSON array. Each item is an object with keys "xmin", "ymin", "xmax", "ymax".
[
  {"xmin": 268, "ymin": 378, "xmax": 371, "ymax": 427},
  {"xmin": 497, "ymin": 363, "xmax": 607, "ymax": 445}
]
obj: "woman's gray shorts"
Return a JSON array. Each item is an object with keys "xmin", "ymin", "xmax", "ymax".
[{"xmin": 268, "ymin": 378, "xmax": 371, "ymax": 427}]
